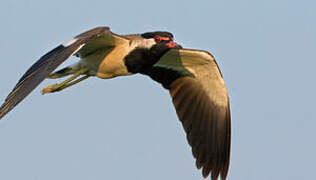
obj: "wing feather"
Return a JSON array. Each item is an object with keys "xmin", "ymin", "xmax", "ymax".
[
  {"xmin": 0, "ymin": 26, "xmax": 129, "ymax": 120},
  {"xmin": 148, "ymin": 48, "xmax": 231, "ymax": 180}
]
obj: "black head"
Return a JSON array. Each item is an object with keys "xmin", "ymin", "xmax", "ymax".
[
  {"xmin": 141, "ymin": 31, "xmax": 174, "ymax": 40},
  {"xmin": 125, "ymin": 31, "xmax": 181, "ymax": 74},
  {"xmin": 141, "ymin": 31, "xmax": 181, "ymax": 49}
]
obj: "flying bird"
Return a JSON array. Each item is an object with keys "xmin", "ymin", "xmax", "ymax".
[{"xmin": 0, "ymin": 27, "xmax": 231, "ymax": 180}]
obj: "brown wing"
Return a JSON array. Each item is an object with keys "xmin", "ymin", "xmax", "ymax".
[
  {"xmin": 151, "ymin": 49, "xmax": 231, "ymax": 180},
  {"xmin": 0, "ymin": 26, "xmax": 129, "ymax": 120}
]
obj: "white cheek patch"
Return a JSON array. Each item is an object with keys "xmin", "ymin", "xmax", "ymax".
[
  {"xmin": 140, "ymin": 38, "xmax": 156, "ymax": 49},
  {"xmin": 62, "ymin": 38, "xmax": 78, "ymax": 47}
]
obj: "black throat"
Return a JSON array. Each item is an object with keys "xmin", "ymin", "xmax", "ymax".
[
  {"xmin": 124, "ymin": 43, "xmax": 171, "ymax": 74},
  {"xmin": 124, "ymin": 44, "xmax": 188, "ymax": 89}
]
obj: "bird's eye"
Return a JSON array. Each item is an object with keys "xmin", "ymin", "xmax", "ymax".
[{"xmin": 154, "ymin": 36, "xmax": 170, "ymax": 43}]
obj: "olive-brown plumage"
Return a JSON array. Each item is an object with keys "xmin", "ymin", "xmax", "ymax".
[
  {"xmin": 0, "ymin": 27, "xmax": 231, "ymax": 180},
  {"xmin": 145, "ymin": 49, "xmax": 231, "ymax": 179}
]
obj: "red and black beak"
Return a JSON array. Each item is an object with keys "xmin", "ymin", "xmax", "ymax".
[
  {"xmin": 153, "ymin": 35, "xmax": 182, "ymax": 49},
  {"xmin": 166, "ymin": 41, "xmax": 182, "ymax": 49}
]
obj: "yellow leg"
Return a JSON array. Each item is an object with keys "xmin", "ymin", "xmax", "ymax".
[
  {"xmin": 53, "ymin": 75, "xmax": 90, "ymax": 92},
  {"xmin": 47, "ymin": 67, "xmax": 73, "ymax": 79},
  {"xmin": 48, "ymin": 63, "xmax": 81, "ymax": 79},
  {"xmin": 42, "ymin": 69, "xmax": 89, "ymax": 94}
]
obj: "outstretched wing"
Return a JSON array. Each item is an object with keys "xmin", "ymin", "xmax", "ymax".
[
  {"xmin": 0, "ymin": 26, "xmax": 129, "ymax": 120},
  {"xmin": 147, "ymin": 49, "xmax": 231, "ymax": 180}
]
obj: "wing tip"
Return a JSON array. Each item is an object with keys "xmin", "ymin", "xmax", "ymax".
[
  {"xmin": 0, "ymin": 104, "xmax": 9, "ymax": 120},
  {"xmin": 169, "ymin": 77, "xmax": 231, "ymax": 180}
]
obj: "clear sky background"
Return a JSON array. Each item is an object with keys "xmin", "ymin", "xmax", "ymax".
[{"xmin": 0, "ymin": 0, "xmax": 315, "ymax": 179}]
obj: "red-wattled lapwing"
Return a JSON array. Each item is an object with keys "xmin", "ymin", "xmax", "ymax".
[{"xmin": 0, "ymin": 27, "xmax": 231, "ymax": 180}]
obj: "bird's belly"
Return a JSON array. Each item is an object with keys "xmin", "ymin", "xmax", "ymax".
[{"xmin": 81, "ymin": 46, "xmax": 132, "ymax": 79}]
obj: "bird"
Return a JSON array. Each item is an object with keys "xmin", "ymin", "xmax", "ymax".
[{"xmin": 0, "ymin": 27, "xmax": 231, "ymax": 180}]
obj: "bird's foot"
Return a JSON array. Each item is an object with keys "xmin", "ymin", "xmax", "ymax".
[
  {"xmin": 41, "ymin": 74, "xmax": 90, "ymax": 95},
  {"xmin": 41, "ymin": 84, "xmax": 61, "ymax": 94},
  {"xmin": 42, "ymin": 68, "xmax": 90, "ymax": 95}
]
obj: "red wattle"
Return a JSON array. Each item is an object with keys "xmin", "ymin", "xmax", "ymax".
[{"xmin": 166, "ymin": 41, "xmax": 176, "ymax": 48}]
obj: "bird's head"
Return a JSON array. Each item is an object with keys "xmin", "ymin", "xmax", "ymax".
[
  {"xmin": 124, "ymin": 31, "xmax": 182, "ymax": 74},
  {"xmin": 141, "ymin": 31, "xmax": 182, "ymax": 49}
]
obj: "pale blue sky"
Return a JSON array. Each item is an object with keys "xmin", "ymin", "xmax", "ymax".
[{"xmin": 0, "ymin": 0, "xmax": 315, "ymax": 179}]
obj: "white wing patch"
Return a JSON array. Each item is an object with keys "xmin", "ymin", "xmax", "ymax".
[
  {"xmin": 62, "ymin": 38, "xmax": 78, "ymax": 47},
  {"xmin": 70, "ymin": 44, "xmax": 85, "ymax": 57}
]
